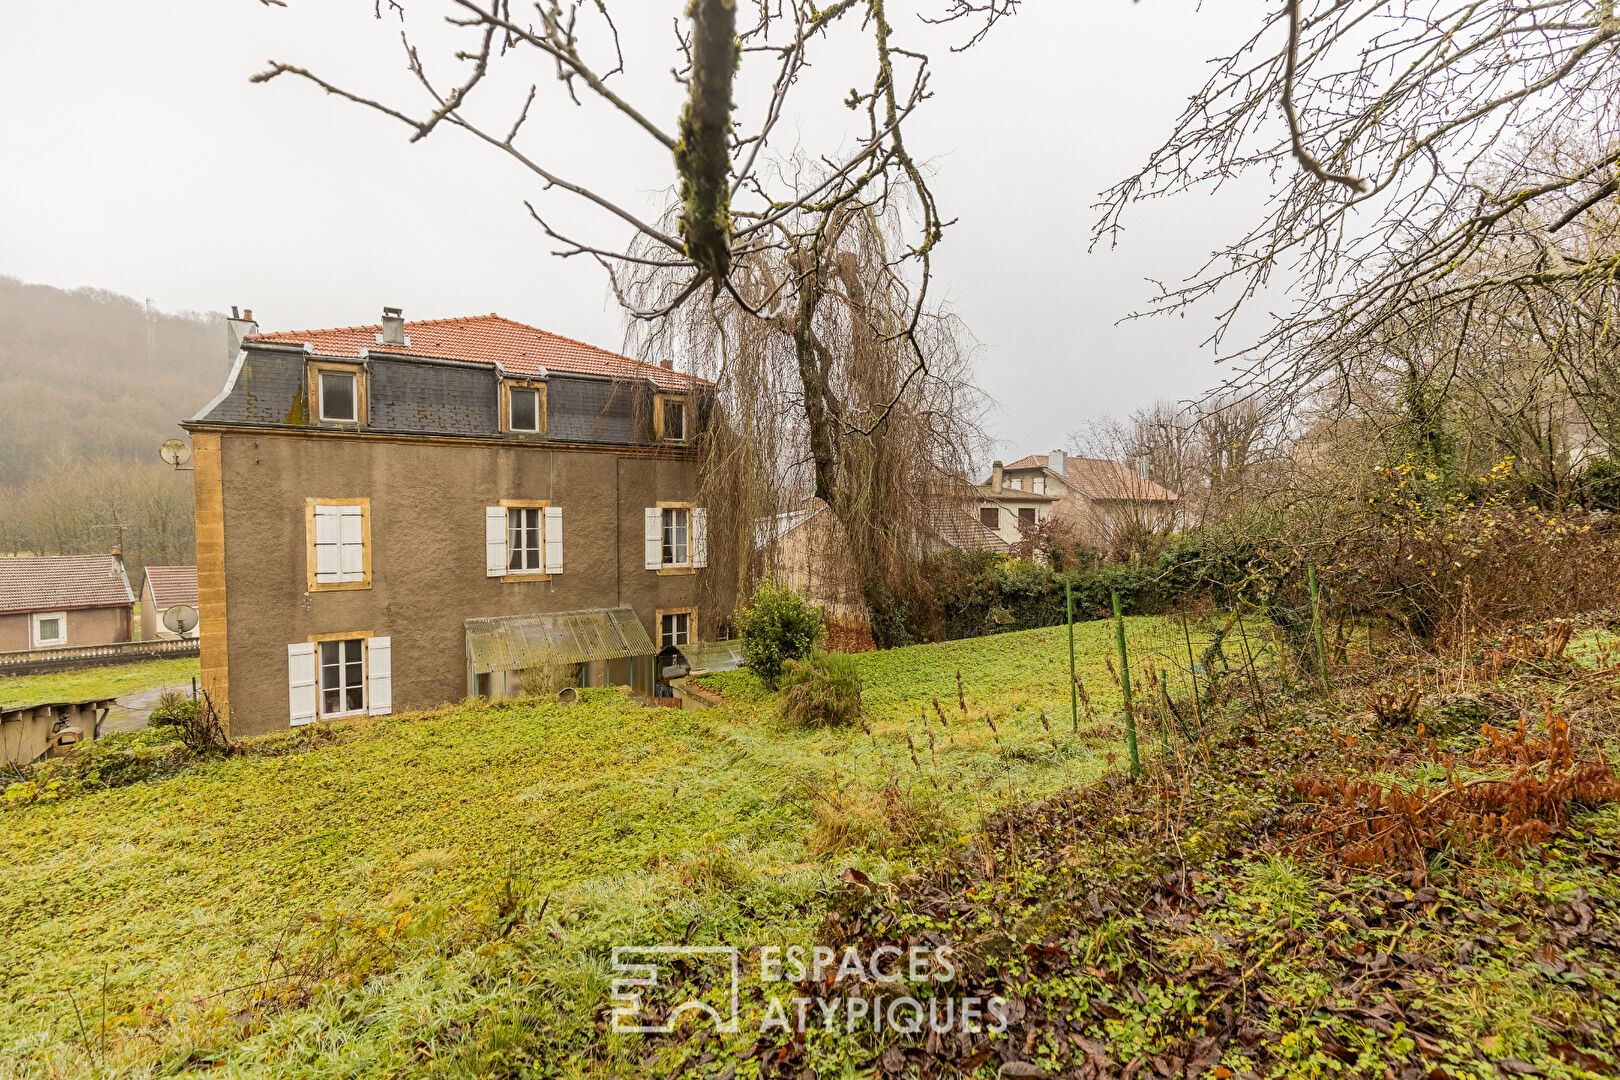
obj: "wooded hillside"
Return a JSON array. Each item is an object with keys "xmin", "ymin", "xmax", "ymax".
[{"xmin": 0, "ymin": 277, "xmax": 222, "ymax": 588}]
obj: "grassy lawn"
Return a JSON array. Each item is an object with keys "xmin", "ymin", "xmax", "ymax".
[
  {"xmin": 0, "ymin": 618, "xmax": 1180, "ymax": 1078},
  {"xmin": 0, "ymin": 657, "xmax": 200, "ymax": 709}
]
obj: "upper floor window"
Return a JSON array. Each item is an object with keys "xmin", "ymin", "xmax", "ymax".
[
  {"xmin": 643, "ymin": 505, "xmax": 708, "ymax": 571},
  {"xmin": 980, "ymin": 506, "xmax": 999, "ymax": 530},
  {"xmin": 485, "ymin": 502, "xmax": 562, "ymax": 578},
  {"xmin": 310, "ymin": 361, "xmax": 365, "ymax": 425},
  {"xmin": 307, "ymin": 498, "xmax": 371, "ymax": 590},
  {"xmin": 1019, "ymin": 507, "xmax": 1037, "ymax": 529},
  {"xmin": 662, "ymin": 507, "xmax": 689, "ymax": 566},
  {"xmin": 507, "ymin": 507, "xmax": 543, "ymax": 573},
  {"xmin": 509, "ymin": 388, "xmax": 540, "ymax": 432},
  {"xmin": 320, "ymin": 373, "xmax": 356, "ymax": 421},
  {"xmin": 1008, "ymin": 477, "xmax": 1022, "ymax": 491},
  {"xmin": 1033, "ymin": 476, "xmax": 1046, "ymax": 495},
  {"xmin": 653, "ymin": 393, "xmax": 689, "ymax": 442},
  {"xmin": 501, "ymin": 380, "xmax": 546, "ymax": 435},
  {"xmin": 663, "ymin": 400, "xmax": 686, "ymax": 441}
]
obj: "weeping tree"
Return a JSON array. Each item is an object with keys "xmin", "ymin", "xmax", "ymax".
[
  {"xmin": 627, "ymin": 198, "xmax": 988, "ymax": 647},
  {"xmin": 253, "ymin": 0, "xmax": 1013, "ymax": 644}
]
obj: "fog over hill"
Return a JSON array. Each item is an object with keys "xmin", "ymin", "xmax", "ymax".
[
  {"xmin": 0, "ymin": 277, "xmax": 220, "ymax": 588},
  {"xmin": 0, "ymin": 276, "xmax": 224, "ymax": 487}
]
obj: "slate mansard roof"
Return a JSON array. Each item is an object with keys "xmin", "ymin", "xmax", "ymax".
[
  {"xmin": 249, "ymin": 314, "xmax": 706, "ymax": 393},
  {"xmin": 0, "ymin": 555, "xmax": 135, "ymax": 616},
  {"xmin": 190, "ymin": 313, "xmax": 710, "ymax": 446}
]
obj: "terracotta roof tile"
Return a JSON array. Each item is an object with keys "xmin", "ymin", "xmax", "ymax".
[
  {"xmin": 248, "ymin": 314, "xmax": 706, "ymax": 393},
  {"xmin": 0, "ymin": 555, "xmax": 135, "ymax": 616},
  {"xmin": 143, "ymin": 566, "xmax": 198, "ymax": 611}
]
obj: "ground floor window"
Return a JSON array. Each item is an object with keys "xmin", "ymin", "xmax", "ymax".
[
  {"xmin": 32, "ymin": 611, "xmax": 66, "ymax": 647},
  {"xmin": 320, "ymin": 638, "xmax": 365, "ymax": 717},
  {"xmin": 661, "ymin": 611, "xmax": 690, "ymax": 648}
]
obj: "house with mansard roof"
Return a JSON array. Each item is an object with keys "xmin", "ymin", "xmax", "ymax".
[{"xmin": 183, "ymin": 306, "xmax": 728, "ymax": 736}]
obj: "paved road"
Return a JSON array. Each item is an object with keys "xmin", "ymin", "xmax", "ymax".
[{"xmin": 103, "ymin": 684, "xmax": 193, "ymax": 735}]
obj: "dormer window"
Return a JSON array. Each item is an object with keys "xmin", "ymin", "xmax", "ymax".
[
  {"xmin": 654, "ymin": 393, "xmax": 689, "ymax": 442},
  {"xmin": 510, "ymin": 388, "xmax": 540, "ymax": 432},
  {"xmin": 320, "ymin": 372, "xmax": 357, "ymax": 422},
  {"xmin": 500, "ymin": 380, "xmax": 547, "ymax": 436}
]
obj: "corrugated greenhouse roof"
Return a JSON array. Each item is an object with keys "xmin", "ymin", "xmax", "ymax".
[
  {"xmin": 674, "ymin": 641, "xmax": 747, "ymax": 672},
  {"xmin": 465, "ymin": 607, "xmax": 656, "ymax": 675}
]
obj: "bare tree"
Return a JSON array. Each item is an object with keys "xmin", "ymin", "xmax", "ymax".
[
  {"xmin": 1097, "ymin": 1, "xmax": 1620, "ymax": 413},
  {"xmin": 253, "ymin": 2, "xmax": 1011, "ymax": 644}
]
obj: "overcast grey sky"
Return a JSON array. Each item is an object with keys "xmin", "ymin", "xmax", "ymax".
[{"xmin": 0, "ymin": 1, "xmax": 1271, "ymax": 457}]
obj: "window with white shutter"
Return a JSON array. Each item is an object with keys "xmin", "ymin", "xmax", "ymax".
[
  {"xmin": 544, "ymin": 506, "xmax": 563, "ymax": 573},
  {"xmin": 692, "ymin": 508, "xmax": 708, "ymax": 568},
  {"xmin": 491, "ymin": 502, "xmax": 557, "ymax": 579},
  {"xmin": 306, "ymin": 499, "xmax": 370, "ymax": 590},
  {"xmin": 486, "ymin": 506, "xmax": 507, "ymax": 577},
  {"xmin": 367, "ymin": 637, "xmax": 392, "ymax": 715},
  {"xmin": 644, "ymin": 507, "xmax": 662, "ymax": 570},
  {"xmin": 288, "ymin": 642, "xmax": 318, "ymax": 726}
]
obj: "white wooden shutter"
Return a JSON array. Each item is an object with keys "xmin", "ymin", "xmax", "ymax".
[
  {"xmin": 313, "ymin": 506, "xmax": 341, "ymax": 583},
  {"xmin": 288, "ymin": 642, "xmax": 317, "ymax": 726},
  {"xmin": 644, "ymin": 507, "xmax": 662, "ymax": 570},
  {"xmin": 367, "ymin": 636, "xmax": 392, "ymax": 715},
  {"xmin": 692, "ymin": 507, "xmax": 708, "ymax": 568},
  {"xmin": 544, "ymin": 507, "xmax": 563, "ymax": 574},
  {"xmin": 486, "ymin": 506, "xmax": 507, "ymax": 577},
  {"xmin": 339, "ymin": 506, "xmax": 366, "ymax": 581}
]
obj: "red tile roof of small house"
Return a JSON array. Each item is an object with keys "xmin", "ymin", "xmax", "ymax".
[
  {"xmin": 248, "ymin": 314, "xmax": 707, "ymax": 393},
  {"xmin": 1000, "ymin": 454, "xmax": 1179, "ymax": 503},
  {"xmin": 0, "ymin": 554, "xmax": 135, "ymax": 616},
  {"xmin": 143, "ymin": 565, "xmax": 198, "ymax": 611}
]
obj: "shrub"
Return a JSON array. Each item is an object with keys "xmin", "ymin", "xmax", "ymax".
[
  {"xmin": 148, "ymin": 690, "xmax": 197, "ymax": 728},
  {"xmin": 778, "ymin": 650, "xmax": 863, "ymax": 728},
  {"xmin": 738, "ymin": 584, "xmax": 823, "ymax": 687}
]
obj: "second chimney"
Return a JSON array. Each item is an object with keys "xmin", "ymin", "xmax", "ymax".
[
  {"xmin": 379, "ymin": 306, "xmax": 406, "ymax": 347},
  {"xmin": 991, "ymin": 460, "xmax": 1004, "ymax": 493},
  {"xmin": 1049, "ymin": 449, "xmax": 1067, "ymax": 479},
  {"xmin": 225, "ymin": 305, "xmax": 259, "ymax": 368}
]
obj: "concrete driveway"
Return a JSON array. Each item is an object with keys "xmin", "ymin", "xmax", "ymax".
[{"xmin": 103, "ymin": 685, "xmax": 193, "ymax": 735}]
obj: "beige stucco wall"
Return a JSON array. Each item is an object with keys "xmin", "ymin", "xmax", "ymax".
[
  {"xmin": 214, "ymin": 432, "xmax": 730, "ymax": 736},
  {"xmin": 0, "ymin": 607, "xmax": 130, "ymax": 651}
]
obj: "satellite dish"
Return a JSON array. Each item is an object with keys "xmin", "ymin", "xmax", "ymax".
[
  {"xmin": 160, "ymin": 439, "xmax": 192, "ymax": 467},
  {"xmin": 162, "ymin": 605, "xmax": 199, "ymax": 636}
]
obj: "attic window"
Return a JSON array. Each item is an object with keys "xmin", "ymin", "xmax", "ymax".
[
  {"xmin": 319, "ymin": 372, "xmax": 357, "ymax": 422},
  {"xmin": 510, "ymin": 388, "xmax": 539, "ymax": 432},
  {"xmin": 663, "ymin": 399, "xmax": 686, "ymax": 441}
]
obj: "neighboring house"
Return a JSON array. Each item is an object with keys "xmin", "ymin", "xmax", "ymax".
[
  {"xmin": 972, "ymin": 467, "xmax": 1061, "ymax": 549},
  {"xmin": 183, "ymin": 307, "xmax": 724, "ymax": 737},
  {"xmin": 0, "ymin": 553, "xmax": 135, "ymax": 652},
  {"xmin": 141, "ymin": 565, "xmax": 199, "ymax": 639},
  {"xmin": 989, "ymin": 451, "xmax": 1179, "ymax": 550}
]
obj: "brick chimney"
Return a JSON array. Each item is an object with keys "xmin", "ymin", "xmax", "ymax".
[{"xmin": 991, "ymin": 460, "xmax": 1004, "ymax": 493}]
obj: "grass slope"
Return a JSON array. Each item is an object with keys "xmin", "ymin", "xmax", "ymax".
[
  {"xmin": 0, "ymin": 657, "xmax": 200, "ymax": 709},
  {"xmin": 1, "ymin": 619, "xmax": 1179, "ymax": 1077}
]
